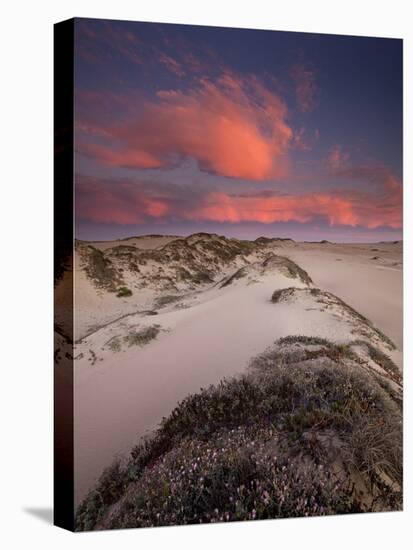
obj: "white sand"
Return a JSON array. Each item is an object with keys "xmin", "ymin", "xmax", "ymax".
[{"xmin": 285, "ymin": 242, "xmax": 403, "ymax": 349}]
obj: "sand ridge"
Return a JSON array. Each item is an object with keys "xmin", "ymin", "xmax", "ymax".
[{"xmin": 53, "ymin": 234, "xmax": 403, "ymax": 504}]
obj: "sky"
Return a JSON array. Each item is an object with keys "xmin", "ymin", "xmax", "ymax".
[{"xmin": 74, "ymin": 18, "xmax": 403, "ymax": 242}]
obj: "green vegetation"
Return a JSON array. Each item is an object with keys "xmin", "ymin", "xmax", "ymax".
[
  {"xmin": 277, "ymin": 335, "xmax": 332, "ymax": 347},
  {"xmin": 116, "ymin": 286, "xmax": 133, "ymax": 298},
  {"xmin": 255, "ymin": 236, "xmax": 294, "ymax": 245},
  {"xmin": 190, "ymin": 270, "xmax": 215, "ymax": 284},
  {"xmin": 78, "ymin": 234, "xmax": 311, "ymax": 296},
  {"xmin": 124, "ymin": 325, "xmax": 161, "ymax": 347},
  {"xmin": 107, "ymin": 337, "xmax": 121, "ymax": 353},
  {"xmin": 83, "ymin": 246, "xmax": 122, "ymax": 291},
  {"xmin": 76, "ymin": 338, "xmax": 402, "ymax": 531},
  {"xmin": 220, "ymin": 266, "xmax": 249, "ymax": 288},
  {"xmin": 107, "ymin": 234, "xmax": 256, "ymax": 291},
  {"xmin": 271, "ymin": 287, "xmax": 297, "ymax": 303},
  {"xmin": 263, "ymin": 255, "xmax": 313, "ymax": 285},
  {"xmin": 176, "ymin": 267, "xmax": 193, "ymax": 281},
  {"xmin": 196, "ymin": 237, "xmax": 255, "ymax": 263},
  {"xmin": 352, "ymin": 339, "xmax": 402, "ymax": 384},
  {"xmin": 154, "ymin": 294, "xmax": 182, "ymax": 309},
  {"xmin": 221, "ymin": 255, "xmax": 312, "ymax": 289},
  {"xmin": 104, "ymin": 326, "xmax": 161, "ymax": 353}
]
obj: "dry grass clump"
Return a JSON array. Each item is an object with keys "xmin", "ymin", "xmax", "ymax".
[
  {"xmin": 154, "ymin": 294, "xmax": 182, "ymax": 309},
  {"xmin": 221, "ymin": 255, "xmax": 312, "ymax": 289},
  {"xmin": 271, "ymin": 287, "xmax": 298, "ymax": 303},
  {"xmin": 116, "ymin": 286, "xmax": 132, "ymax": 297},
  {"xmin": 124, "ymin": 325, "xmax": 161, "ymax": 347},
  {"xmin": 82, "ymin": 246, "xmax": 122, "ymax": 291},
  {"xmin": 277, "ymin": 335, "xmax": 332, "ymax": 347},
  {"xmin": 76, "ymin": 338, "xmax": 402, "ymax": 531},
  {"xmin": 220, "ymin": 266, "xmax": 250, "ymax": 288},
  {"xmin": 262, "ymin": 255, "xmax": 313, "ymax": 285},
  {"xmin": 351, "ymin": 340, "xmax": 401, "ymax": 384},
  {"xmin": 107, "ymin": 337, "xmax": 121, "ymax": 353},
  {"xmin": 104, "ymin": 325, "xmax": 161, "ymax": 353}
]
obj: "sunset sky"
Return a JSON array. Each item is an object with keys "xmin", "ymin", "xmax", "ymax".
[{"xmin": 74, "ymin": 18, "xmax": 402, "ymax": 242}]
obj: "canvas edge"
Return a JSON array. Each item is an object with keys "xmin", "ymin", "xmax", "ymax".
[{"xmin": 53, "ymin": 17, "xmax": 75, "ymax": 532}]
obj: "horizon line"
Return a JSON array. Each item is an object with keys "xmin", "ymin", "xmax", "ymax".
[{"xmin": 75, "ymin": 231, "xmax": 403, "ymax": 245}]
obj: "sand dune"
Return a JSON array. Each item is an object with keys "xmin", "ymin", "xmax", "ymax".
[
  {"xmin": 285, "ymin": 241, "xmax": 402, "ymax": 349},
  {"xmin": 54, "ymin": 235, "xmax": 403, "ymax": 504}
]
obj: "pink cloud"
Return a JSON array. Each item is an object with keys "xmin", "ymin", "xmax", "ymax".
[
  {"xmin": 187, "ymin": 175, "xmax": 402, "ymax": 229},
  {"xmin": 188, "ymin": 191, "xmax": 358, "ymax": 226},
  {"xmin": 75, "ymin": 166, "xmax": 402, "ymax": 230},
  {"xmin": 79, "ymin": 143, "xmax": 163, "ymax": 169},
  {"xmin": 76, "ymin": 73, "xmax": 293, "ymax": 181},
  {"xmin": 76, "ymin": 178, "xmax": 170, "ymax": 225}
]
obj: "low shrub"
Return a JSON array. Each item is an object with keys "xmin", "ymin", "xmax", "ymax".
[
  {"xmin": 124, "ymin": 325, "xmax": 160, "ymax": 347},
  {"xmin": 83, "ymin": 246, "xmax": 122, "ymax": 290},
  {"xmin": 76, "ymin": 337, "xmax": 402, "ymax": 530},
  {"xmin": 116, "ymin": 286, "xmax": 133, "ymax": 298}
]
